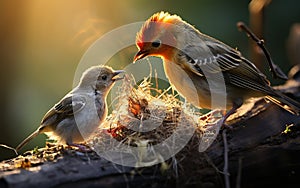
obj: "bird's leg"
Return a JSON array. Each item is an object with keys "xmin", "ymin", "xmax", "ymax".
[
  {"xmin": 221, "ymin": 100, "xmax": 243, "ymax": 129},
  {"xmin": 199, "ymin": 109, "xmax": 223, "ymax": 130},
  {"xmin": 200, "ymin": 100, "xmax": 242, "ymax": 131}
]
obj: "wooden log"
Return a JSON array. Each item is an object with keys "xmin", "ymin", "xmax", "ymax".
[{"xmin": 1, "ymin": 66, "xmax": 300, "ymax": 188}]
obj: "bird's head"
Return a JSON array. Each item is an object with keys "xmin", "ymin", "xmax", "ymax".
[
  {"xmin": 134, "ymin": 12, "xmax": 184, "ymax": 62},
  {"xmin": 79, "ymin": 65, "xmax": 124, "ymax": 93}
]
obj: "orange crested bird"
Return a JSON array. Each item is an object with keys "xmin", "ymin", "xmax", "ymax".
[{"xmin": 134, "ymin": 11, "xmax": 300, "ymax": 124}]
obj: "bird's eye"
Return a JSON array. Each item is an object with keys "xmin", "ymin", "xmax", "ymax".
[
  {"xmin": 151, "ymin": 40, "xmax": 161, "ymax": 48},
  {"xmin": 101, "ymin": 75, "xmax": 107, "ymax": 80}
]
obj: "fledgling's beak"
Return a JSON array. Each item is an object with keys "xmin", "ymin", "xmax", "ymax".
[
  {"xmin": 133, "ymin": 50, "xmax": 149, "ymax": 63},
  {"xmin": 112, "ymin": 70, "xmax": 125, "ymax": 81}
]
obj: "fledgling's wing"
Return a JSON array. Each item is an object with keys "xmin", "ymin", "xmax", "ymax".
[
  {"xmin": 53, "ymin": 95, "xmax": 86, "ymax": 115},
  {"xmin": 39, "ymin": 94, "xmax": 86, "ymax": 131},
  {"xmin": 16, "ymin": 95, "xmax": 86, "ymax": 151}
]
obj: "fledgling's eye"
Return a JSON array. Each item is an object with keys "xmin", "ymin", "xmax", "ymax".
[
  {"xmin": 151, "ymin": 40, "xmax": 161, "ymax": 48},
  {"xmin": 101, "ymin": 75, "xmax": 107, "ymax": 81}
]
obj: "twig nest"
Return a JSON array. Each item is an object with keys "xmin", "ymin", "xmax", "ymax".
[{"xmin": 89, "ymin": 74, "xmax": 223, "ymax": 167}]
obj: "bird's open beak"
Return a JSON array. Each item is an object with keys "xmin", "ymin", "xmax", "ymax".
[
  {"xmin": 133, "ymin": 50, "xmax": 149, "ymax": 63},
  {"xmin": 112, "ymin": 70, "xmax": 125, "ymax": 81}
]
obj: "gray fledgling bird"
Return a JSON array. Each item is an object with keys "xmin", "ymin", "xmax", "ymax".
[{"xmin": 16, "ymin": 65, "xmax": 124, "ymax": 151}]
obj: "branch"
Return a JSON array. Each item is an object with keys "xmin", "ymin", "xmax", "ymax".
[
  {"xmin": 222, "ymin": 129, "xmax": 230, "ymax": 188},
  {"xmin": 237, "ymin": 21, "xmax": 288, "ymax": 80}
]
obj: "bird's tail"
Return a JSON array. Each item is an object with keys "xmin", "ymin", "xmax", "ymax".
[
  {"xmin": 16, "ymin": 130, "xmax": 40, "ymax": 152},
  {"xmin": 266, "ymin": 90, "xmax": 300, "ymax": 115}
]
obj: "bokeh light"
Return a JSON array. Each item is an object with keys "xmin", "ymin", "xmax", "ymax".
[{"xmin": 1, "ymin": 0, "xmax": 299, "ymax": 160}]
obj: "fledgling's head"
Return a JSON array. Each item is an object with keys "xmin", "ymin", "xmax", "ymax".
[
  {"xmin": 79, "ymin": 65, "xmax": 124, "ymax": 93},
  {"xmin": 134, "ymin": 12, "xmax": 185, "ymax": 62}
]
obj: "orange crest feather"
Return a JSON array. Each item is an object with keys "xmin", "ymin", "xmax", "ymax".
[{"xmin": 136, "ymin": 12, "xmax": 182, "ymax": 49}]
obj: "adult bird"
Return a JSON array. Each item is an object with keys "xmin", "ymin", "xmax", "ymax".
[{"xmin": 134, "ymin": 11, "xmax": 300, "ymax": 124}]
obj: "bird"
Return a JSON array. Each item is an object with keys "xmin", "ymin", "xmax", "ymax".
[
  {"xmin": 16, "ymin": 65, "xmax": 124, "ymax": 152},
  {"xmin": 133, "ymin": 11, "xmax": 300, "ymax": 124}
]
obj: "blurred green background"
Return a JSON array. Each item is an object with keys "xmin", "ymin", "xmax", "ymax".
[{"xmin": 0, "ymin": 0, "xmax": 299, "ymax": 160}]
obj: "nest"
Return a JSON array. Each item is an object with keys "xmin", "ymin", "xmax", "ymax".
[{"xmin": 89, "ymin": 70, "xmax": 223, "ymax": 168}]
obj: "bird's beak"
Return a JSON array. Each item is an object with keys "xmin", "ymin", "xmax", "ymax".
[
  {"xmin": 133, "ymin": 50, "xmax": 149, "ymax": 63},
  {"xmin": 112, "ymin": 70, "xmax": 125, "ymax": 81}
]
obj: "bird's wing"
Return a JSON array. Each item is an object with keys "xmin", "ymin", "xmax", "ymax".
[
  {"xmin": 180, "ymin": 41, "xmax": 246, "ymax": 75},
  {"xmin": 180, "ymin": 41, "xmax": 271, "ymax": 92},
  {"xmin": 40, "ymin": 94, "xmax": 86, "ymax": 128},
  {"xmin": 53, "ymin": 95, "xmax": 86, "ymax": 115}
]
